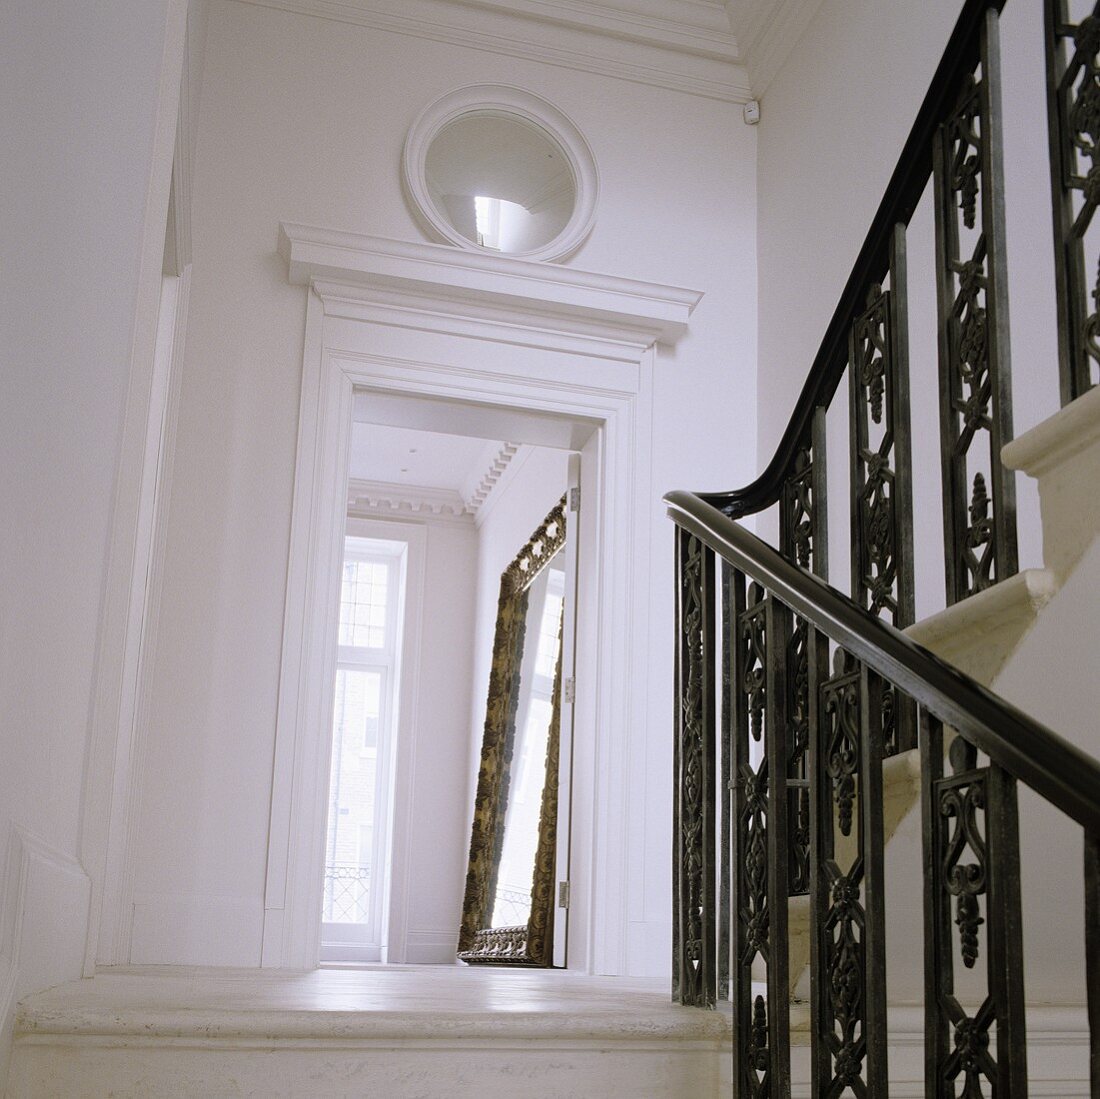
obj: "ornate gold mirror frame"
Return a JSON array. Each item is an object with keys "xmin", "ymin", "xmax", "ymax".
[{"xmin": 457, "ymin": 497, "xmax": 567, "ymax": 966}]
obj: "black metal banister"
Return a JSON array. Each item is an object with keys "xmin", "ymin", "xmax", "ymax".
[
  {"xmin": 701, "ymin": 0, "xmax": 1007, "ymax": 522},
  {"xmin": 667, "ymin": 488, "xmax": 1100, "ymax": 835}
]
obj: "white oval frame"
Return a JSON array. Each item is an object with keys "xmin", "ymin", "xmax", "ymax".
[{"xmin": 403, "ymin": 85, "xmax": 599, "ymax": 264}]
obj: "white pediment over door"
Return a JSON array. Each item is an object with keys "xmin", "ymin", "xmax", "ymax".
[{"xmin": 277, "ymin": 223, "xmax": 702, "ymax": 363}]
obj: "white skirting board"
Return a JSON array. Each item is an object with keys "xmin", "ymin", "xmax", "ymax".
[{"xmin": 0, "ymin": 824, "xmax": 91, "ymax": 1088}]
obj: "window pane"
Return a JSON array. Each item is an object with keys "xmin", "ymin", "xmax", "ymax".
[
  {"xmin": 339, "ymin": 559, "xmax": 390, "ymax": 648},
  {"xmin": 322, "ymin": 668, "xmax": 383, "ymax": 924},
  {"xmin": 534, "ymin": 590, "xmax": 563, "ymax": 679}
]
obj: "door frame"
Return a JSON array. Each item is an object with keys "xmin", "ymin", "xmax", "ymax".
[{"xmin": 262, "ymin": 228, "xmax": 699, "ymax": 972}]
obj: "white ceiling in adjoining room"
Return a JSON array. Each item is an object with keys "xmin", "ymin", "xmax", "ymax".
[{"xmin": 349, "ymin": 422, "xmax": 505, "ymax": 496}]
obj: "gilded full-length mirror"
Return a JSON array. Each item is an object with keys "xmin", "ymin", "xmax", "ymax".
[{"xmin": 458, "ymin": 498, "xmax": 566, "ymax": 965}]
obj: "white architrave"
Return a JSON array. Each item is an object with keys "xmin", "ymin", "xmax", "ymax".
[
  {"xmin": 402, "ymin": 84, "xmax": 599, "ymax": 263},
  {"xmin": 263, "ymin": 223, "xmax": 700, "ymax": 971}
]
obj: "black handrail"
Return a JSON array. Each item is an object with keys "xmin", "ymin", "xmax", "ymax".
[
  {"xmin": 666, "ymin": 489, "xmax": 1100, "ymax": 834},
  {"xmin": 702, "ymin": 0, "xmax": 1007, "ymax": 520}
]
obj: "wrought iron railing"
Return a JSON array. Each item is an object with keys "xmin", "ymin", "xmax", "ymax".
[
  {"xmin": 669, "ymin": 495, "xmax": 1100, "ymax": 1094},
  {"xmin": 322, "ymin": 863, "xmax": 371, "ymax": 924},
  {"xmin": 668, "ymin": 0, "xmax": 1100, "ymax": 1092}
]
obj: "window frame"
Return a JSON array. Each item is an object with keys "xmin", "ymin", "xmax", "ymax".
[{"xmin": 320, "ymin": 535, "xmax": 407, "ymax": 962}]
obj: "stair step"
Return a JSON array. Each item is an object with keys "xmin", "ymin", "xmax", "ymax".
[
  {"xmin": 904, "ymin": 568, "xmax": 1056, "ymax": 685},
  {"xmin": 10, "ymin": 966, "xmax": 732, "ymax": 1098},
  {"xmin": 1004, "ymin": 382, "xmax": 1100, "ymax": 583}
]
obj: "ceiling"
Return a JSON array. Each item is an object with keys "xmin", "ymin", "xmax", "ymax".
[{"xmin": 348, "ymin": 422, "xmax": 506, "ymax": 498}]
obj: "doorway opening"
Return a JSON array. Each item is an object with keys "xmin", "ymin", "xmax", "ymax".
[{"xmin": 313, "ymin": 393, "xmax": 591, "ymax": 967}]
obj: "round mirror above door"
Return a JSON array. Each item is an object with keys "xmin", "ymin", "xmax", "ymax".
[{"xmin": 403, "ymin": 86, "xmax": 598, "ymax": 263}]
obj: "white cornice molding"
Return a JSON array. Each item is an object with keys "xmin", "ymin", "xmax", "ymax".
[
  {"xmin": 347, "ymin": 478, "xmax": 475, "ymax": 523},
  {"xmin": 346, "ymin": 442, "xmax": 519, "ymax": 523},
  {"xmin": 278, "ymin": 222, "xmax": 703, "ymax": 350},
  {"xmin": 443, "ymin": 0, "xmax": 738, "ymax": 63},
  {"xmin": 229, "ymin": 0, "xmax": 751, "ymax": 102},
  {"xmin": 725, "ymin": 0, "xmax": 827, "ymax": 99},
  {"xmin": 464, "ymin": 442, "xmax": 520, "ymax": 513}
]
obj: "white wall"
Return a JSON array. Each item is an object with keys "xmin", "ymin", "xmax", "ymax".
[
  {"xmin": 130, "ymin": 0, "xmax": 757, "ymax": 975},
  {"xmin": 389, "ymin": 517, "xmax": 478, "ymax": 964},
  {"xmin": 755, "ymin": 0, "xmax": 1057, "ymax": 605},
  {"xmin": 0, "ymin": 0, "xmax": 185, "ymax": 1074}
]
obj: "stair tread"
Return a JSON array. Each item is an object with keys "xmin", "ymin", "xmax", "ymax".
[{"xmin": 15, "ymin": 966, "xmax": 731, "ymax": 1042}]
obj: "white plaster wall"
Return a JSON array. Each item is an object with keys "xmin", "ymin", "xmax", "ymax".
[
  {"xmin": 132, "ymin": 0, "xmax": 758, "ymax": 974},
  {"xmin": 755, "ymin": 0, "xmax": 1057, "ymax": 608},
  {"xmin": 0, "ymin": 0, "xmax": 183, "ymax": 1074},
  {"xmin": 396, "ymin": 518, "xmax": 478, "ymax": 963}
]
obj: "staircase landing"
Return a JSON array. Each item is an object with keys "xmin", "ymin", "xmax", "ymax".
[{"xmin": 9, "ymin": 964, "xmax": 731, "ymax": 1097}]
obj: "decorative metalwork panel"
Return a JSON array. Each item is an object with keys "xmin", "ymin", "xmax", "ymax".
[
  {"xmin": 787, "ymin": 619, "xmax": 811, "ymax": 896},
  {"xmin": 921, "ymin": 716, "xmax": 1028, "ymax": 1094},
  {"xmin": 809, "ymin": 649, "xmax": 888, "ymax": 1095},
  {"xmin": 674, "ymin": 530, "xmax": 716, "ymax": 1007},
  {"xmin": 781, "ymin": 447, "xmax": 816, "ymax": 571},
  {"xmin": 780, "ymin": 413, "xmax": 827, "ymax": 898},
  {"xmin": 933, "ymin": 11, "xmax": 1018, "ymax": 606},
  {"xmin": 731, "ymin": 576, "xmax": 791, "ymax": 1095},
  {"xmin": 1046, "ymin": 0, "xmax": 1100, "ymax": 404},
  {"xmin": 848, "ymin": 260, "xmax": 914, "ymax": 627}
]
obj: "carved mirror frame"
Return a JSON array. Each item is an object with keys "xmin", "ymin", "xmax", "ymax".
[{"xmin": 458, "ymin": 497, "xmax": 567, "ymax": 965}]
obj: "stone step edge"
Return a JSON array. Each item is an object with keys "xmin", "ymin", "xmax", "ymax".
[{"xmin": 13, "ymin": 1004, "xmax": 731, "ymax": 1044}]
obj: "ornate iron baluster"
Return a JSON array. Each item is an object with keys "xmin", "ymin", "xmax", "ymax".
[
  {"xmin": 1086, "ymin": 831, "xmax": 1100, "ymax": 1095},
  {"xmin": 674, "ymin": 529, "xmax": 716, "ymax": 1007},
  {"xmin": 921, "ymin": 711, "xmax": 1027, "ymax": 1094},
  {"xmin": 808, "ymin": 647, "xmax": 889, "ymax": 1094},
  {"xmin": 848, "ymin": 226, "xmax": 915, "ymax": 630},
  {"xmin": 1046, "ymin": 0, "xmax": 1100, "ymax": 404},
  {"xmin": 782, "ymin": 410, "xmax": 828, "ymax": 896},
  {"xmin": 933, "ymin": 8, "xmax": 1017, "ymax": 605},
  {"xmin": 731, "ymin": 575, "xmax": 792, "ymax": 1095},
  {"xmin": 720, "ymin": 561, "xmax": 733, "ymax": 1002},
  {"xmin": 849, "ymin": 226, "xmax": 916, "ymax": 758}
]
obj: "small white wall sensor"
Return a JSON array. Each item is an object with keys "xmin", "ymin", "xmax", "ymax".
[{"xmin": 743, "ymin": 100, "xmax": 761, "ymax": 125}]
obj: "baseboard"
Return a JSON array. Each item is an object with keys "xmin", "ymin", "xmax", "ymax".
[
  {"xmin": 130, "ymin": 893, "xmax": 264, "ymax": 966},
  {"xmin": 0, "ymin": 823, "xmax": 91, "ymax": 1093},
  {"xmin": 404, "ymin": 928, "xmax": 459, "ymax": 964}
]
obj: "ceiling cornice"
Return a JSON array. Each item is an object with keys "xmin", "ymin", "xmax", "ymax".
[
  {"xmin": 724, "ymin": 0, "xmax": 827, "ymax": 99},
  {"xmin": 442, "ymin": 0, "xmax": 738, "ymax": 63},
  {"xmin": 347, "ymin": 442, "xmax": 519, "ymax": 524},
  {"xmin": 347, "ymin": 478, "xmax": 475, "ymax": 523},
  {"xmin": 229, "ymin": 0, "xmax": 751, "ymax": 103},
  {"xmin": 465, "ymin": 442, "xmax": 520, "ymax": 513}
]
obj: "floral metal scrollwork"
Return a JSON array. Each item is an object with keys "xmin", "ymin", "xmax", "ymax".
[
  {"xmin": 935, "ymin": 49, "xmax": 1016, "ymax": 603},
  {"xmin": 1048, "ymin": 1, "xmax": 1100, "ymax": 400},
  {"xmin": 679, "ymin": 533, "xmax": 708, "ymax": 1003}
]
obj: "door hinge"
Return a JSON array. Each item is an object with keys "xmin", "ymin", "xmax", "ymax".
[
  {"xmin": 563, "ymin": 676, "xmax": 576, "ymax": 704},
  {"xmin": 569, "ymin": 485, "xmax": 581, "ymax": 512},
  {"xmin": 558, "ymin": 881, "xmax": 571, "ymax": 909}
]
